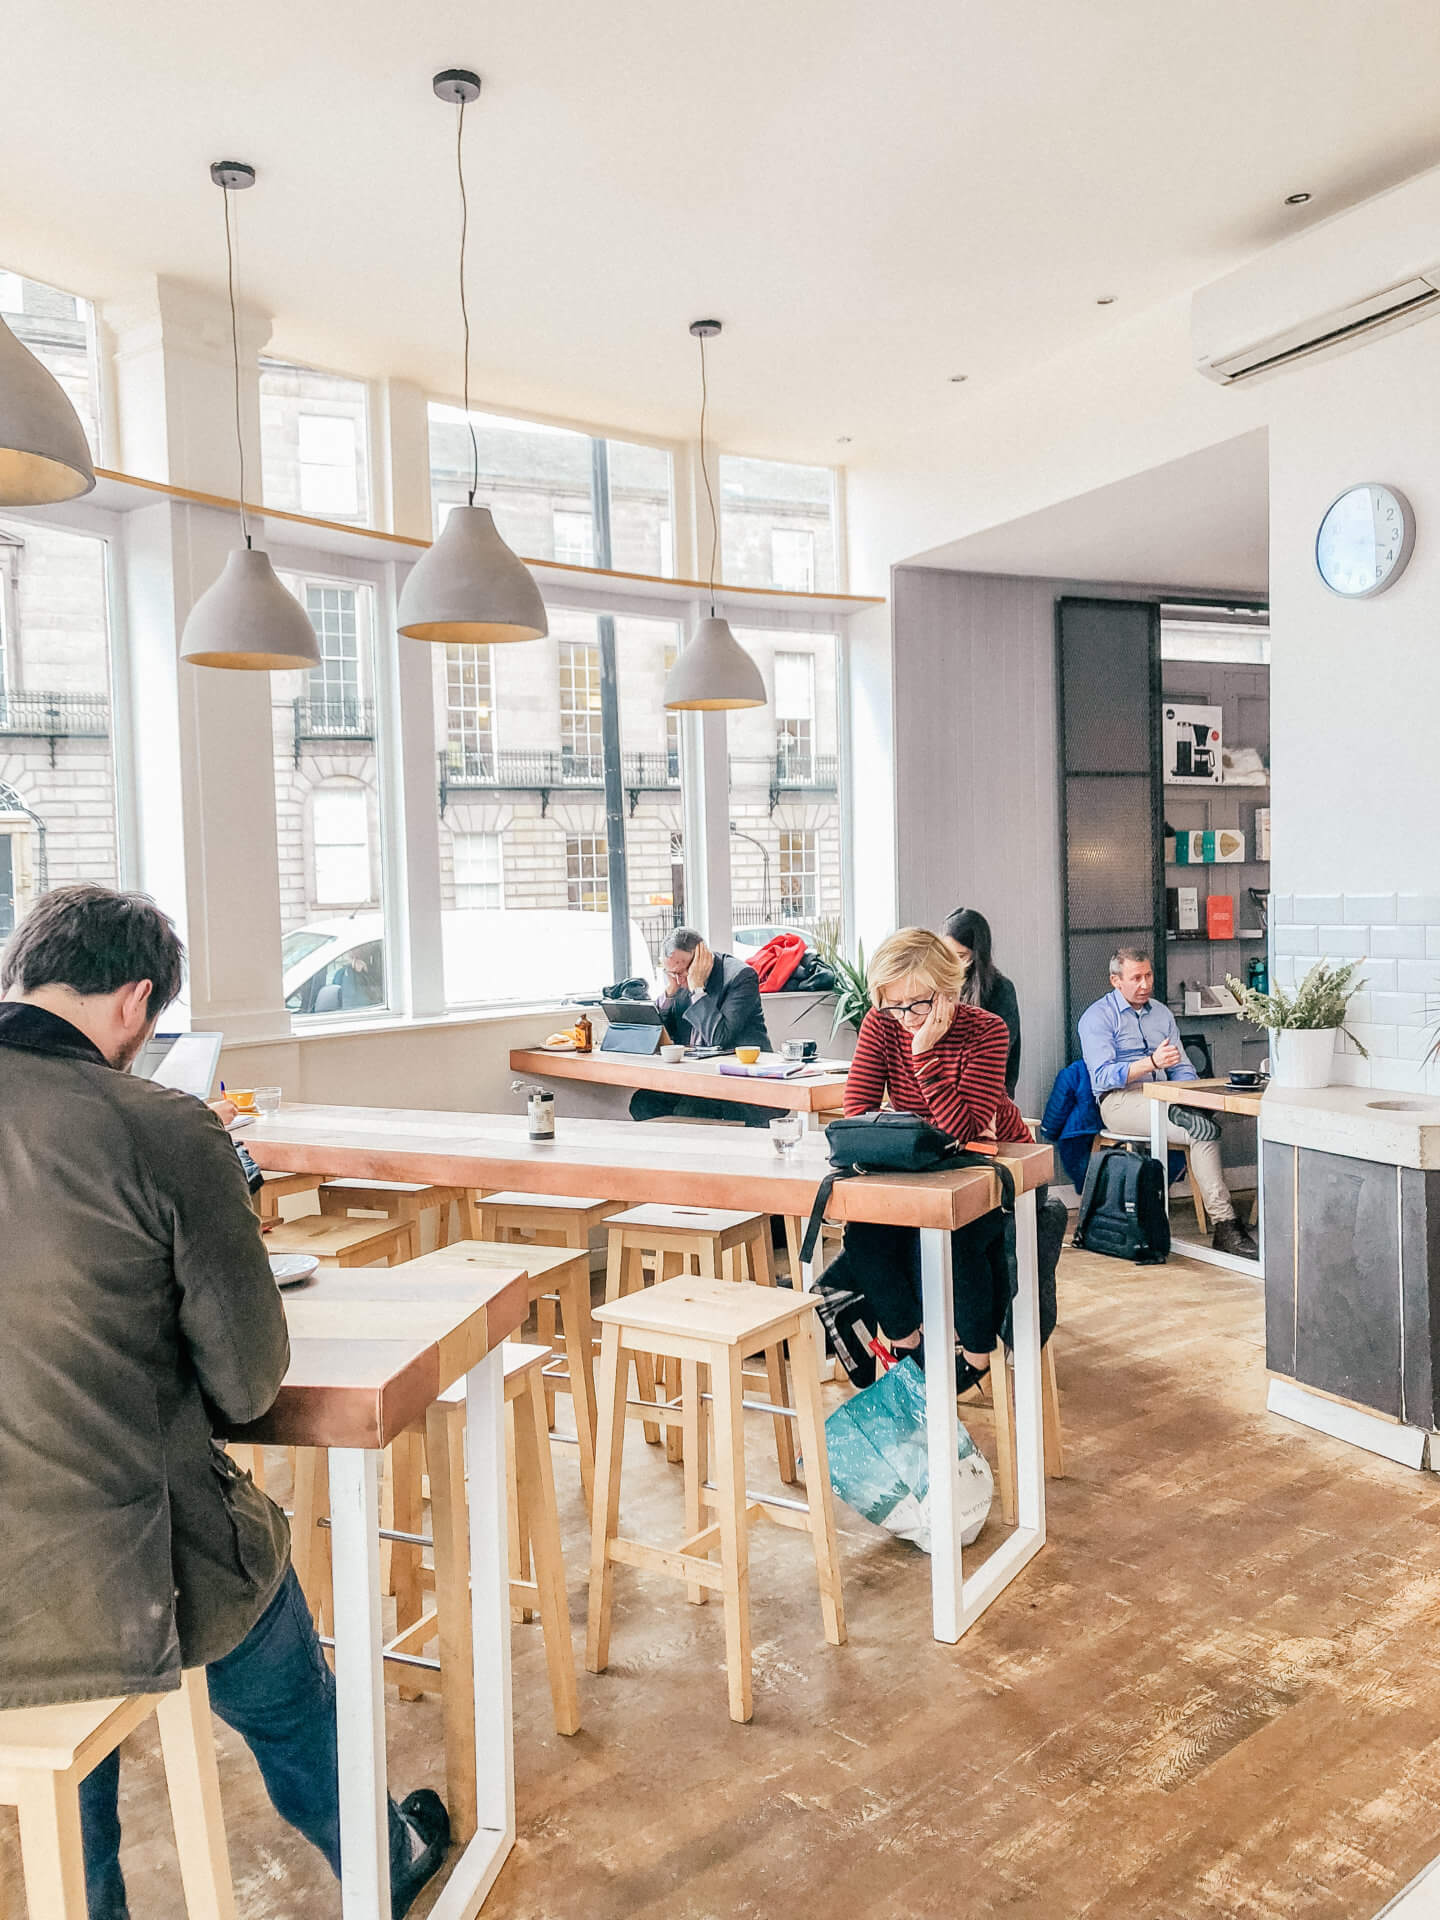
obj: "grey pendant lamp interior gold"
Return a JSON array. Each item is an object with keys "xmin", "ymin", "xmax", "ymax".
[
  {"xmin": 180, "ymin": 162, "xmax": 321, "ymax": 672},
  {"xmin": 397, "ymin": 70, "xmax": 547, "ymax": 646},
  {"xmin": 0, "ymin": 309, "xmax": 96, "ymax": 505},
  {"xmin": 664, "ymin": 320, "xmax": 764, "ymax": 711}
]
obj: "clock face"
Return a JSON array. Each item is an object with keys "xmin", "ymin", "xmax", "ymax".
[{"xmin": 1315, "ymin": 483, "xmax": 1415, "ymax": 597}]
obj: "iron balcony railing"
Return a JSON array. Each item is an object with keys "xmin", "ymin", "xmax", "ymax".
[
  {"xmin": 773, "ymin": 749, "xmax": 837, "ymax": 788},
  {"xmin": 0, "ymin": 690, "xmax": 110, "ymax": 738},
  {"xmin": 292, "ymin": 697, "xmax": 375, "ymax": 744},
  {"xmin": 439, "ymin": 747, "xmax": 682, "ymax": 794}
]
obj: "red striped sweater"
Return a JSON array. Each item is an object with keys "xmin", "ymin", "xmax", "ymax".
[{"xmin": 843, "ymin": 1003, "xmax": 1031, "ymax": 1146}]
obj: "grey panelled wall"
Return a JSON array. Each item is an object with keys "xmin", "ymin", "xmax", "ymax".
[{"xmin": 892, "ymin": 567, "xmax": 1065, "ymax": 1116}]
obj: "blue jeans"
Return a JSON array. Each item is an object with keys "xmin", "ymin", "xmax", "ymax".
[{"xmin": 79, "ymin": 1567, "xmax": 412, "ymax": 1917}]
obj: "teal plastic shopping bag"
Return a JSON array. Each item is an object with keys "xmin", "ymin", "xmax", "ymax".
[{"xmin": 824, "ymin": 1358, "xmax": 993, "ymax": 1553}]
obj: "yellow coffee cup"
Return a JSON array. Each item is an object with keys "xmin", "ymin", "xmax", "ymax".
[
  {"xmin": 734, "ymin": 1046, "xmax": 761, "ymax": 1066},
  {"xmin": 228, "ymin": 1088, "xmax": 257, "ymax": 1113}
]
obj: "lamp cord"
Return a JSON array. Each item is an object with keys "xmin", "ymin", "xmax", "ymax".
[
  {"xmin": 457, "ymin": 97, "xmax": 479, "ymax": 507},
  {"xmin": 221, "ymin": 185, "xmax": 251, "ymax": 549},
  {"xmin": 698, "ymin": 330, "xmax": 718, "ymax": 612}
]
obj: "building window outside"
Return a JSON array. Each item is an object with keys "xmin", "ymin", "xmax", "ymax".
[
  {"xmin": 774, "ymin": 650, "xmax": 815, "ymax": 778},
  {"xmin": 454, "ymin": 830, "xmax": 503, "ymax": 908},
  {"xmin": 566, "ymin": 833, "xmax": 609, "ymax": 913},
  {"xmin": 559, "ymin": 638, "xmax": 604, "ymax": 774},
  {"xmin": 429, "ymin": 405, "xmax": 676, "ymax": 577},
  {"xmin": 720, "ymin": 455, "xmax": 837, "ymax": 591},
  {"xmin": 446, "ymin": 643, "xmax": 493, "ymax": 771},
  {"xmin": 306, "ymin": 584, "xmax": 360, "ymax": 721},
  {"xmin": 260, "ymin": 361, "xmax": 371, "ymax": 525},
  {"xmin": 0, "ymin": 269, "xmax": 101, "ymax": 460},
  {"xmin": 311, "ymin": 785, "xmax": 371, "ymax": 906},
  {"xmin": 778, "ymin": 829, "xmax": 818, "ymax": 920},
  {"xmin": 553, "ymin": 508, "xmax": 595, "ymax": 567},
  {"xmin": 771, "ymin": 528, "xmax": 816, "ymax": 593},
  {"xmin": 663, "ymin": 642, "xmax": 680, "ymax": 776}
]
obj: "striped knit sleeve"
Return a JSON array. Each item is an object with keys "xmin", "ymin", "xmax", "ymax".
[
  {"xmin": 911, "ymin": 1008, "xmax": 1009, "ymax": 1141},
  {"xmin": 843, "ymin": 1009, "xmax": 890, "ymax": 1115}
]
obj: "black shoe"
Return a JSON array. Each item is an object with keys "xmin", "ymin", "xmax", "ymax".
[
  {"xmin": 1212, "ymin": 1218, "xmax": 1258, "ymax": 1260},
  {"xmin": 391, "ymin": 1789, "xmax": 451, "ymax": 1919},
  {"xmin": 900, "ymin": 1334, "xmax": 991, "ymax": 1395}
]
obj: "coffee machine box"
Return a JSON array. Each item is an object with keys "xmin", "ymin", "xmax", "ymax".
[
  {"xmin": 1163, "ymin": 704, "xmax": 1223, "ymax": 785},
  {"xmin": 1177, "ymin": 886, "xmax": 1200, "ymax": 933}
]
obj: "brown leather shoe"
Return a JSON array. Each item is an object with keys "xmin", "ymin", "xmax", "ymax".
[{"xmin": 1213, "ymin": 1218, "xmax": 1258, "ymax": 1259}]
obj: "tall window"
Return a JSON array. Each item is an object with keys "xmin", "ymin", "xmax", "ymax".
[
  {"xmin": 559, "ymin": 638, "xmax": 603, "ymax": 773},
  {"xmin": 0, "ymin": 270, "xmax": 100, "ymax": 460},
  {"xmin": 311, "ymin": 786, "xmax": 371, "ymax": 905},
  {"xmin": 453, "ymin": 830, "xmax": 503, "ymax": 908},
  {"xmin": 774, "ymin": 651, "xmax": 815, "ymax": 779},
  {"xmin": 566, "ymin": 833, "xmax": 609, "ymax": 912},
  {"xmin": 720, "ymin": 456, "xmax": 837, "ymax": 592},
  {"xmin": 259, "ymin": 361, "xmax": 371, "ymax": 525},
  {"xmin": 615, "ymin": 614, "xmax": 686, "ymax": 966},
  {"xmin": 0, "ymin": 518, "xmax": 118, "ymax": 945},
  {"xmin": 429, "ymin": 405, "xmax": 676, "ymax": 577},
  {"xmin": 306, "ymin": 584, "xmax": 360, "ymax": 719},
  {"xmin": 445, "ymin": 644, "xmax": 493, "ymax": 770},
  {"xmin": 727, "ymin": 628, "xmax": 841, "ymax": 944},
  {"xmin": 778, "ymin": 830, "xmax": 818, "ymax": 918}
]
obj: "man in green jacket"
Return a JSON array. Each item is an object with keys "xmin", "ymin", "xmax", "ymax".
[{"xmin": 0, "ymin": 885, "xmax": 448, "ymax": 1918}]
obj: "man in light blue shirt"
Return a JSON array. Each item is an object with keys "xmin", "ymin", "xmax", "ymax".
[{"xmin": 1077, "ymin": 947, "xmax": 1254, "ymax": 1256}]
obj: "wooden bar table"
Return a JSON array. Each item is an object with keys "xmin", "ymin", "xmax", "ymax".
[
  {"xmin": 222, "ymin": 1259, "xmax": 529, "ymax": 1920},
  {"xmin": 1144, "ymin": 1076, "xmax": 1264, "ymax": 1275},
  {"xmin": 509, "ymin": 1045, "xmax": 850, "ymax": 1122},
  {"xmin": 246, "ymin": 1107, "xmax": 1053, "ymax": 1645}
]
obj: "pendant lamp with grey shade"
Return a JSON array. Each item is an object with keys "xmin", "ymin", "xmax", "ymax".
[
  {"xmin": 179, "ymin": 162, "xmax": 320, "ymax": 673},
  {"xmin": 397, "ymin": 71, "xmax": 546, "ymax": 646},
  {"xmin": 0, "ymin": 310, "xmax": 96, "ymax": 505},
  {"xmin": 664, "ymin": 321, "xmax": 764, "ymax": 711}
]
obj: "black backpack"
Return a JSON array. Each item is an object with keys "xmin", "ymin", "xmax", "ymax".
[{"xmin": 1073, "ymin": 1143, "xmax": 1170, "ymax": 1265}]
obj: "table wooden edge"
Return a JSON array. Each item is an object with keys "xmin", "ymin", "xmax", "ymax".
[
  {"xmin": 1143, "ymin": 1078, "xmax": 1264, "ymax": 1117},
  {"xmin": 509, "ymin": 1046, "xmax": 847, "ymax": 1112}
]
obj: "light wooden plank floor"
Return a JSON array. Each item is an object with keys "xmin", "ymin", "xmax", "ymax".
[{"xmin": 7, "ymin": 1240, "xmax": 1440, "ymax": 1919}]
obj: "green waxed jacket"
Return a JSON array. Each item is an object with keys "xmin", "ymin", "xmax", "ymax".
[{"xmin": 0, "ymin": 1003, "xmax": 290, "ymax": 1707}]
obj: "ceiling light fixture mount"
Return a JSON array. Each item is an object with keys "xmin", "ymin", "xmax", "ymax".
[
  {"xmin": 949, "ymin": 374, "xmax": 968, "ymax": 383},
  {"xmin": 663, "ymin": 320, "xmax": 765, "ymax": 712},
  {"xmin": 1284, "ymin": 191, "xmax": 1312, "ymax": 206},
  {"xmin": 398, "ymin": 68, "xmax": 546, "ymax": 645},
  {"xmin": 1095, "ymin": 295, "xmax": 1117, "ymax": 306},
  {"xmin": 179, "ymin": 159, "xmax": 321, "ymax": 671}
]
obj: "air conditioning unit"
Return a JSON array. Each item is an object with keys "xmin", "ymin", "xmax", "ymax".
[{"xmin": 1192, "ymin": 164, "xmax": 1440, "ymax": 385}]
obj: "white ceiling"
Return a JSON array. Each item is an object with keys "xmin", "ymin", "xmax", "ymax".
[
  {"xmin": 912, "ymin": 429, "xmax": 1270, "ymax": 593},
  {"xmin": 7, "ymin": 4, "xmax": 1440, "ymax": 465}
]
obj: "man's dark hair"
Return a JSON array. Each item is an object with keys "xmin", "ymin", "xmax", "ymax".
[
  {"xmin": 1, "ymin": 885, "xmax": 185, "ymax": 1019},
  {"xmin": 662, "ymin": 927, "xmax": 703, "ymax": 958},
  {"xmin": 1109, "ymin": 945, "xmax": 1151, "ymax": 977}
]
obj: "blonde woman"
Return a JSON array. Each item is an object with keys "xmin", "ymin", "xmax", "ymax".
[{"xmin": 839, "ymin": 927, "xmax": 1032, "ymax": 1389}]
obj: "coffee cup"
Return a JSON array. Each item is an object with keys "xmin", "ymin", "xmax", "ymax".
[
  {"xmin": 735, "ymin": 1046, "xmax": 761, "ymax": 1066},
  {"xmin": 227, "ymin": 1088, "xmax": 257, "ymax": 1113},
  {"xmin": 1228, "ymin": 1069, "xmax": 1263, "ymax": 1089},
  {"xmin": 660, "ymin": 1044, "xmax": 685, "ymax": 1063}
]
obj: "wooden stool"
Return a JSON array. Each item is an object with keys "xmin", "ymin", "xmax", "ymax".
[
  {"xmin": 988, "ymin": 1337, "xmax": 1065, "ymax": 1527},
  {"xmin": 587, "ymin": 1274, "xmax": 845, "ymax": 1724},
  {"xmin": 408, "ymin": 1241, "xmax": 599, "ymax": 1508},
  {"xmin": 476, "ymin": 1191, "xmax": 619, "ymax": 1250},
  {"xmin": 603, "ymin": 1204, "xmax": 797, "ymax": 1484},
  {"xmin": 319, "ymin": 1178, "xmax": 478, "ymax": 1249},
  {"xmin": 260, "ymin": 1214, "xmax": 418, "ymax": 1268},
  {"xmin": 255, "ymin": 1168, "xmax": 327, "ymax": 1222},
  {"xmin": 0, "ymin": 1669, "xmax": 234, "ymax": 1918}
]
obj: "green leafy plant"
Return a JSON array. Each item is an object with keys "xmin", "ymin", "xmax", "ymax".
[
  {"xmin": 814, "ymin": 924, "xmax": 870, "ymax": 1036},
  {"xmin": 1224, "ymin": 958, "xmax": 1368, "ymax": 1055}
]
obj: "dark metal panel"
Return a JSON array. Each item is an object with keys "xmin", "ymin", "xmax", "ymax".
[
  {"xmin": 1262, "ymin": 1140, "xmax": 1297, "ymax": 1378},
  {"xmin": 1399, "ymin": 1167, "xmax": 1440, "ymax": 1427},
  {"xmin": 1294, "ymin": 1149, "xmax": 1402, "ymax": 1417}
]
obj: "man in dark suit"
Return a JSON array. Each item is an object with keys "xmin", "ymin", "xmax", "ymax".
[{"xmin": 629, "ymin": 926, "xmax": 779, "ymax": 1126}]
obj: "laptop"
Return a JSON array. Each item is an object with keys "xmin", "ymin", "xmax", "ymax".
[
  {"xmin": 599, "ymin": 999, "xmax": 668, "ymax": 1056},
  {"xmin": 132, "ymin": 1031, "xmax": 224, "ymax": 1100}
]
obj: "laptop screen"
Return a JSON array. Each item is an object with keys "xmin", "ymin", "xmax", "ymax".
[{"xmin": 132, "ymin": 1031, "xmax": 224, "ymax": 1100}]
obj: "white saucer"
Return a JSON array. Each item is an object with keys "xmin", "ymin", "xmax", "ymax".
[{"xmin": 269, "ymin": 1253, "xmax": 320, "ymax": 1289}]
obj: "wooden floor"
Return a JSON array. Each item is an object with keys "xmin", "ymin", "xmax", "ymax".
[{"xmin": 7, "ymin": 1241, "xmax": 1440, "ymax": 1919}]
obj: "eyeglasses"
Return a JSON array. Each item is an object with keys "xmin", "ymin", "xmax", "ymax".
[{"xmin": 882, "ymin": 996, "xmax": 935, "ymax": 1021}]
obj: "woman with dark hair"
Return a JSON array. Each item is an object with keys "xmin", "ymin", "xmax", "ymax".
[{"xmin": 942, "ymin": 907, "xmax": 1021, "ymax": 1097}]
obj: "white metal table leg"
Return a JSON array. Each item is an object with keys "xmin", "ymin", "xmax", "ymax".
[
  {"xmin": 1150, "ymin": 1092, "xmax": 1169, "ymax": 1219},
  {"xmin": 428, "ymin": 1344, "xmax": 515, "ymax": 1920},
  {"xmin": 919, "ymin": 1226, "xmax": 963, "ymax": 1642},
  {"xmin": 328, "ymin": 1447, "xmax": 391, "ymax": 1920}
]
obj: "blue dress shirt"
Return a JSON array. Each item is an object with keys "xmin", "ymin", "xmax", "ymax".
[{"xmin": 1076, "ymin": 989, "xmax": 1198, "ymax": 1099}]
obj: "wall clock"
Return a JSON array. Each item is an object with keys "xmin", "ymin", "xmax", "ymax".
[{"xmin": 1315, "ymin": 482, "xmax": 1415, "ymax": 597}]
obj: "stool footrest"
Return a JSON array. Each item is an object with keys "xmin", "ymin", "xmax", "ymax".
[
  {"xmin": 700, "ymin": 1482, "xmax": 814, "ymax": 1524},
  {"xmin": 605, "ymin": 1536, "xmax": 725, "ymax": 1591}
]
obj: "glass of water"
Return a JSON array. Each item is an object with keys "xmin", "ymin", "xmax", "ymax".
[
  {"xmin": 254, "ymin": 1086, "xmax": 282, "ymax": 1116},
  {"xmin": 769, "ymin": 1114, "xmax": 803, "ymax": 1157}
]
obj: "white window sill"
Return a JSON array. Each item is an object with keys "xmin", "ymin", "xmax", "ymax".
[{"xmin": 221, "ymin": 1001, "xmax": 578, "ymax": 1049}]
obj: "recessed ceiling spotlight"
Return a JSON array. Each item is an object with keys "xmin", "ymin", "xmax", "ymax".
[
  {"xmin": 836, "ymin": 435, "xmax": 853, "ymax": 444},
  {"xmin": 1284, "ymin": 191, "xmax": 1312, "ymax": 205},
  {"xmin": 949, "ymin": 373, "xmax": 968, "ymax": 383},
  {"xmin": 1095, "ymin": 295, "xmax": 1117, "ymax": 306}
]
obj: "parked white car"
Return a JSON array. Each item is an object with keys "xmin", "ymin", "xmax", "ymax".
[{"xmin": 282, "ymin": 910, "xmax": 657, "ymax": 1016}]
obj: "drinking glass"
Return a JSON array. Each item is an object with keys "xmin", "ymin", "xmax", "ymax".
[
  {"xmin": 769, "ymin": 1114, "xmax": 803, "ymax": 1157},
  {"xmin": 254, "ymin": 1085, "xmax": 282, "ymax": 1116}
]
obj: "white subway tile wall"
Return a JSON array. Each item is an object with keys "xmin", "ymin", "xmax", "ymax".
[{"xmin": 1268, "ymin": 895, "xmax": 1440, "ymax": 1100}]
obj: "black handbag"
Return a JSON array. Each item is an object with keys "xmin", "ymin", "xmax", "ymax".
[{"xmin": 800, "ymin": 1112, "xmax": 1014, "ymax": 1263}]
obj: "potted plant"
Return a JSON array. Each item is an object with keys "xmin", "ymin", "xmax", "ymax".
[
  {"xmin": 814, "ymin": 926, "xmax": 870, "ymax": 1038},
  {"xmin": 1224, "ymin": 958, "xmax": 1367, "ymax": 1089}
]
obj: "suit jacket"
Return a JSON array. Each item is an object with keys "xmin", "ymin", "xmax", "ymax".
[
  {"xmin": 658, "ymin": 951, "xmax": 771, "ymax": 1051},
  {"xmin": 0, "ymin": 1004, "xmax": 290, "ymax": 1706}
]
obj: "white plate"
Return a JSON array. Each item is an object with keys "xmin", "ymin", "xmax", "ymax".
[{"xmin": 269, "ymin": 1252, "xmax": 320, "ymax": 1289}]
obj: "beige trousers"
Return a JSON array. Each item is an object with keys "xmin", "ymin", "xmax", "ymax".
[{"xmin": 1098, "ymin": 1089, "xmax": 1235, "ymax": 1225}]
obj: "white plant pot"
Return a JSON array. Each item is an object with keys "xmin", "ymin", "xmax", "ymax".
[{"xmin": 1268, "ymin": 1027, "xmax": 1338, "ymax": 1089}]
